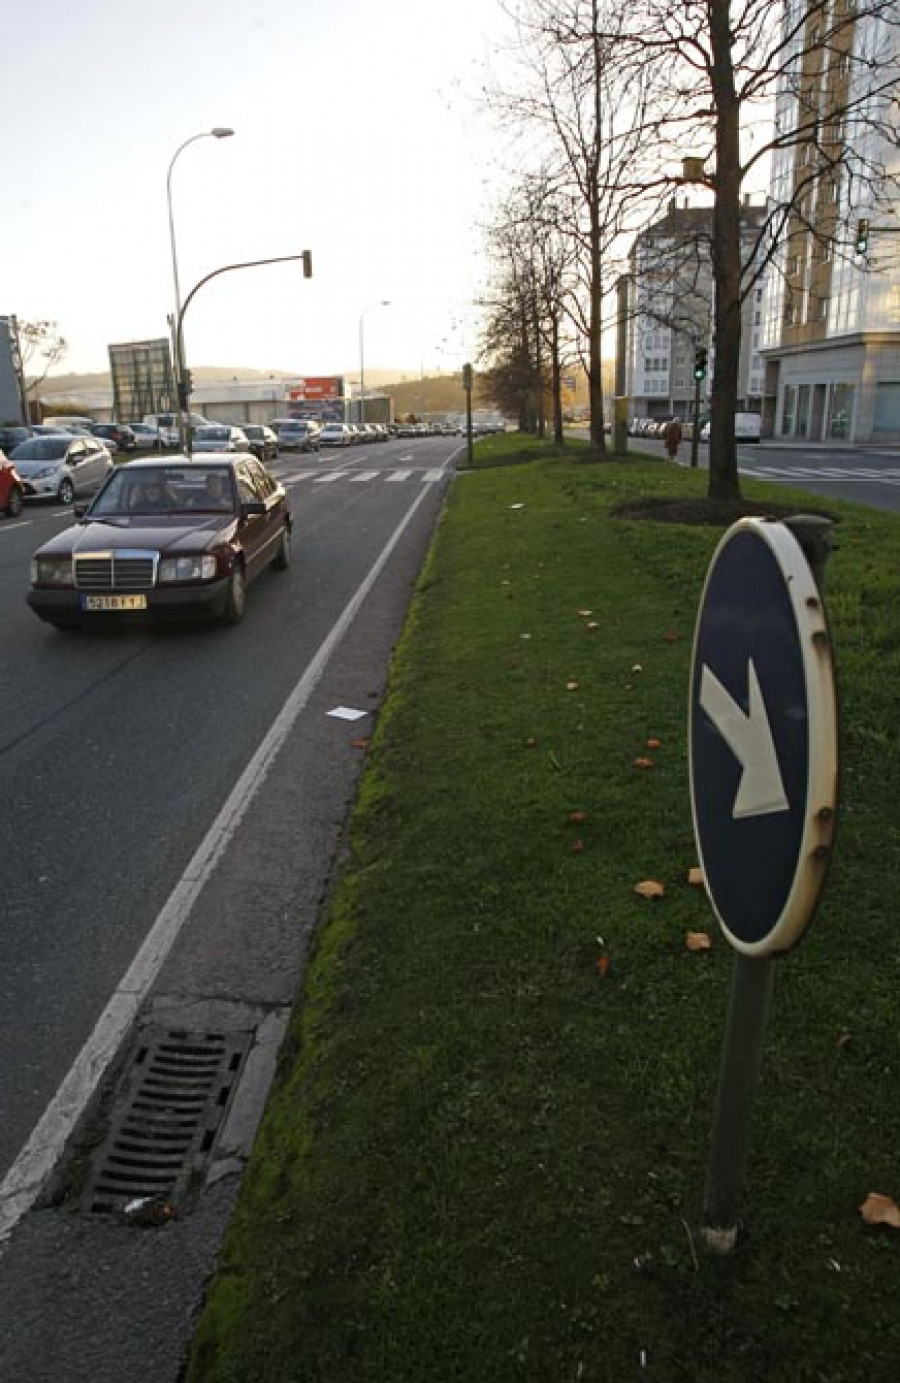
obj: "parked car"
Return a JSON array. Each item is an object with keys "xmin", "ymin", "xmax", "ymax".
[
  {"xmin": 129, "ymin": 423, "xmax": 165, "ymax": 450},
  {"xmin": 0, "ymin": 449, "xmax": 25, "ymax": 517},
  {"xmin": 27, "ymin": 455, "xmax": 291, "ymax": 630},
  {"xmin": 0, "ymin": 425, "xmax": 30, "ymax": 453},
  {"xmin": 274, "ymin": 420, "xmax": 320, "ymax": 452},
  {"xmin": 318, "ymin": 423, "xmax": 353, "ymax": 448},
  {"xmin": 88, "ymin": 422, "xmax": 137, "ymax": 452},
  {"xmin": 239, "ymin": 424, "xmax": 279, "ymax": 461},
  {"xmin": 699, "ymin": 412, "xmax": 761, "ymax": 443},
  {"xmin": 9, "ymin": 433, "xmax": 114, "ymax": 504},
  {"xmin": 192, "ymin": 425, "xmax": 252, "ymax": 454}
]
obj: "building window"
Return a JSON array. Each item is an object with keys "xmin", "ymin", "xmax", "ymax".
[
  {"xmin": 828, "ymin": 383, "xmax": 854, "ymax": 439},
  {"xmin": 782, "ymin": 385, "xmax": 796, "ymax": 436}
]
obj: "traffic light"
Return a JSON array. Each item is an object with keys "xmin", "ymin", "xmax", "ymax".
[
  {"xmin": 693, "ymin": 347, "xmax": 708, "ymax": 382},
  {"xmin": 178, "ymin": 369, "xmax": 193, "ymax": 408},
  {"xmin": 855, "ymin": 218, "xmax": 870, "ymax": 254},
  {"xmin": 462, "ymin": 362, "xmax": 473, "ymax": 391},
  {"xmin": 302, "ymin": 250, "xmax": 313, "ymax": 278}
]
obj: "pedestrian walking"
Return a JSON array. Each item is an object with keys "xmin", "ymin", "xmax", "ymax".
[{"xmin": 663, "ymin": 418, "xmax": 682, "ymax": 461}]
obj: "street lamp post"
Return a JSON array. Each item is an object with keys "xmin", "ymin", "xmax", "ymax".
[
  {"xmin": 359, "ymin": 300, "xmax": 390, "ymax": 425},
  {"xmin": 166, "ymin": 127, "xmax": 234, "ymax": 446}
]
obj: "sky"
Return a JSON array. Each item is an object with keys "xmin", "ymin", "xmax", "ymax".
[{"xmin": 1, "ymin": 0, "xmax": 515, "ymax": 382}]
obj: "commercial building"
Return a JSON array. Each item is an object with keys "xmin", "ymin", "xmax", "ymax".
[{"xmin": 759, "ymin": 4, "xmax": 900, "ymax": 442}]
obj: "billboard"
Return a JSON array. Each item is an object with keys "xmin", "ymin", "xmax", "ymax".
[
  {"xmin": 109, "ymin": 338, "xmax": 176, "ymax": 423},
  {"xmin": 288, "ymin": 376, "xmax": 345, "ymax": 401}
]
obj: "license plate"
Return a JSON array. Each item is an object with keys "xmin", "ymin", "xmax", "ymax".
[{"xmin": 82, "ymin": 594, "xmax": 148, "ymax": 611}]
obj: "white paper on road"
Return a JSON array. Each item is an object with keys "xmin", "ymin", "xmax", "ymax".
[{"xmin": 327, "ymin": 706, "xmax": 368, "ymax": 721}]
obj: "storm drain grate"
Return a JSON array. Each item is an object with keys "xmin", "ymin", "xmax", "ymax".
[{"xmin": 82, "ymin": 1027, "xmax": 253, "ymax": 1216}]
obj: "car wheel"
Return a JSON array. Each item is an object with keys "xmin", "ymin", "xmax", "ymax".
[
  {"xmin": 272, "ymin": 524, "xmax": 291, "ymax": 571},
  {"xmin": 57, "ymin": 477, "xmax": 75, "ymax": 505},
  {"xmin": 5, "ymin": 485, "xmax": 24, "ymax": 518},
  {"xmin": 223, "ymin": 561, "xmax": 247, "ymax": 625}
]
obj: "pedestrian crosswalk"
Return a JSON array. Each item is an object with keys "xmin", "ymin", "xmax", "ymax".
[
  {"xmin": 277, "ymin": 466, "xmax": 447, "ymax": 487},
  {"xmin": 741, "ymin": 464, "xmax": 900, "ymax": 486}
]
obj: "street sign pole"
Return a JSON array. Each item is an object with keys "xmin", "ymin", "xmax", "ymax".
[{"xmin": 693, "ymin": 515, "xmax": 836, "ymax": 1252}]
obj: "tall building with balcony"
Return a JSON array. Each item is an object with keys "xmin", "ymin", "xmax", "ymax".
[
  {"xmin": 625, "ymin": 200, "xmax": 768, "ymax": 421},
  {"xmin": 760, "ymin": 2, "xmax": 900, "ymax": 441}
]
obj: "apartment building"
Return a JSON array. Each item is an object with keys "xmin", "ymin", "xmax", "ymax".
[
  {"xmin": 760, "ymin": 2, "xmax": 900, "ymax": 442},
  {"xmin": 625, "ymin": 200, "xmax": 768, "ymax": 422}
]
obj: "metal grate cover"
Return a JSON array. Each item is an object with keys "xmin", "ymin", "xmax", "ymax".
[{"xmin": 83, "ymin": 1028, "xmax": 252, "ymax": 1217}]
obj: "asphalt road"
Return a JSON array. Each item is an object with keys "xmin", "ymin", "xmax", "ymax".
[
  {"xmin": 636, "ymin": 434, "xmax": 900, "ymax": 512},
  {"xmin": 0, "ymin": 433, "xmax": 459, "ymax": 1380}
]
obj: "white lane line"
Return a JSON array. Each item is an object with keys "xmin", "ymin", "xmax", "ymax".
[
  {"xmin": 387, "ymin": 470, "xmax": 413, "ymax": 482},
  {"xmin": 280, "ymin": 470, "xmax": 316, "ymax": 484},
  {"xmin": 422, "ymin": 469, "xmax": 444, "ymax": 482},
  {"xmin": 0, "ymin": 480, "xmax": 435, "ymax": 1245},
  {"xmin": 313, "ymin": 471, "xmax": 346, "ymax": 483},
  {"xmin": 349, "ymin": 471, "xmax": 379, "ymax": 483},
  {"xmin": 0, "ymin": 521, "xmax": 33, "ymax": 534}
]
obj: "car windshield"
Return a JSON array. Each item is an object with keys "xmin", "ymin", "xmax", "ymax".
[
  {"xmin": 196, "ymin": 427, "xmax": 229, "ymax": 441},
  {"xmin": 89, "ymin": 466, "xmax": 235, "ymax": 515},
  {"xmin": 10, "ymin": 437, "xmax": 69, "ymax": 460}
]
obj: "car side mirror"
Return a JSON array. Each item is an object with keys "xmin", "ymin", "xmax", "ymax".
[
  {"xmin": 241, "ymin": 500, "xmax": 266, "ymax": 518},
  {"xmin": 74, "ymin": 502, "xmax": 88, "ymax": 518}
]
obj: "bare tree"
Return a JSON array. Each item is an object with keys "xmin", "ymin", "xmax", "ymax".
[
  {"xmin": 591, "ymin": 0, "xmax": 900, "ymax": 497},
  {"xmin": 18, "ymin": 319, "xmax": 68, "ymax": 398}
]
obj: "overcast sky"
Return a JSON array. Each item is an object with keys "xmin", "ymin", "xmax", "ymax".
[{"xmin": 2, "ymin": 0, "xmax": 513, "ymax": 381}]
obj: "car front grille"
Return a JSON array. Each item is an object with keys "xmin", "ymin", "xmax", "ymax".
[{"xmin": 74, "ymin": 549, "xmax": 158, "ymax": 592}]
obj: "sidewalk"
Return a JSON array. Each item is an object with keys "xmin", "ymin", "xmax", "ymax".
[{"xmin": 186, "ymin": 446, "xmax": 900, "ymax": 1383}]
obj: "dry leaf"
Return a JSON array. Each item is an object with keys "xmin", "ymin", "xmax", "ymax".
[
  {"xmin": 568, "ymin": 810, "xmax": 588, "ymax": 824},
  {"xmin": 836, "ymin": 1031, "xmax": 852, "ymax": 1050},
  {"xmin": 596, "ymin": 955, "xmax": 611, "ymax": 978},
  {"xmin": 663, "ymin": 630, "xmax": 681, "ymax": 643},
  {"xmin": 525, "ymin": 736, "xmax": 538, "ymax": 749},
  {"xmin": 577, "ymin": 608, "xmax": 593, "ymax": 617},
  {"xmin": 566, "ymin": 680, "xmax": 580, "ymax": 691},
  {"xmin": 350, "ymin": 737, "xmax": 370, "ymax": 751},
  {"xmin": 634, "ymin": 757, "xmax": 655, "ymax": 769},
  {"xmin": 687, "ymin": 866, "xmax": 704, "ymax": 887},
  {"xmin": 685, "ymin": 931, "xmax": 712, "ymax": 952},
  {"xmin": 647, "ymin": 737, "xmax": 661, "ymax": 749},
  {"xmin": 571, "ymin": 839, "xmax": 585, "ymax": 854},
  {"xmin": 586, "ymin": 621, "xmax": 599, "ymax": 632},
  {"xmin": 860, "ymin": 1193, "xmax": 900, "ymax": 1229},
  {"xmin": 634, "ymin": 880, "xmax": 665, "ymax": 900},
  {"xmin": 631, "ymin": 663, "xmax": 644, "ymax": 673}
]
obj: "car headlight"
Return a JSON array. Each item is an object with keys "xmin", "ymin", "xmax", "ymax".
[
  {"xmin": 32, "ymin": 555, "xmax": 74, "ymax": 586},
  {"xmin": 31, "ymin": 466, "xmax": 62, "ymax": 480},
  {"xmin": 158, "ymin": 554, "xmax": 217, "ymax": 583}
]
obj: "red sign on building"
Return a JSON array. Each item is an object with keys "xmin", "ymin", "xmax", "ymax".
[{"xmin": 288, "ymin": 376, "xmax": 344, "ymax": 401}]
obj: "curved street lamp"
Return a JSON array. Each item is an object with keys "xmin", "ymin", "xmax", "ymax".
[
  {"xmin": 359, "ymin": 300, "xmax": 390, "ymax": 425},
  {"xmin": 166, "ymin": 127, "xmax": 234, "ymax": 443}
]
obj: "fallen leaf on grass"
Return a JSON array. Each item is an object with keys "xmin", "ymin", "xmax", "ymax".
[
  {"xmin": 568, "ymin": 810, "xmax": 588, "ymax": 824},
  {"xmin": 634, "ymin": 880, "xmax": 665, "ymax": 900},
  {"xmin": 631, "ymin": 663, "xmax": 644, "ymax": 673},
  {"xmin": 836, "ymin": 1031, "xmax": 852, "ymax": 1050},
  {"xmin": 685, "ymin": 931, "xmax": 712, "ymax": 952},
  {"xmin": 525, "ymin": 736, "xmax": 538, "ymax": 749},
  {"xmin": 350, "ymin": 738, "xmax": 370, "ymax": 751},
  {"xmin": 566, "ymin": 680, "xmax": 580, "ymax": 691},
  {"xmin": 571, "ymin": 839, "xmax": 585, "ymax": 854},
  {"xmin": 596, "ymin": 955, "xmax": 611, "ymax": 978},
  {"xmin": 634, "ymin": 757, "xmax": 655, "ymax": 769},
  {"xmin": 586, "ymin": 621, "xmax": 599, "ymax": 632},
  {"xmin": 576, "ymin": 608, "xmax": 593, "ymax": 617},
  {"xmin": 663, "ymin": 630, "xmax": 681, "ymax": 643},
  {"xmin": 860, "ymin": 1193, "xmax": 900, "ymax": 1229},
  {"xmin": 646, "ymin": 737, "xmax": 661, "ymax": 749},
  {"xmin": 687, "ymin": 867, "xmax": 704, "ymax": 887}
]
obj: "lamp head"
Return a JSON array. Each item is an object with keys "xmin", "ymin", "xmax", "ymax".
[{"xmin": 211, "ymin": 127, "xmax": 235, "ymax": 139}]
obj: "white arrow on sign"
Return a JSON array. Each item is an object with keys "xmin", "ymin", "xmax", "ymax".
[{"xmin": 699, "ymin": 659, "xmax": 789, "ymax": 819}]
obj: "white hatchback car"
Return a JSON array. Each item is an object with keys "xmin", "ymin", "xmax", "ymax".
[{"xmin": 10, "ymin": 433, "xmax": 114, "ymax": 505}]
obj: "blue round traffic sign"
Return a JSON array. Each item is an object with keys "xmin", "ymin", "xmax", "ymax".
[{"xmin": 689, "ymin": 518, "xmax": 838, "ymax": 956}]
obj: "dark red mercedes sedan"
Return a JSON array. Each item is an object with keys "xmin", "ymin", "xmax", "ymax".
[{"xmin": 27, "ymin": 455, "xmax": 291, "ymax": 630}]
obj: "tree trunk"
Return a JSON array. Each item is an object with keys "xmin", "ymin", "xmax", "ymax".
[
  {"xmin": 550, "ymin": 311, "xmax": 564, "ymax": 444},
  {"xmin": 708, "ymin": 0, "xmax": 742, "ymax": 501}
]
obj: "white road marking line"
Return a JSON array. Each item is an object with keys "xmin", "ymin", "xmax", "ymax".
[
  {"xmin": 387, "ymin": 470, "xmax": 413, "ymax": 482},
  {"xmin": 423, "ymin": 469, "xmax": 445, "ymax": 482},
  {"xmin": 349, "ymin": 471, "xmax": 379, "ymax": 483},
  {"xmin": 313, "ymin": 471, "xmax": 346, "ymax": 483},
  {"xmin": 0, "ymin": 521, "xmax": 32, "ymax": 534},
  {"xmin": 0, "ymin": 480, "xmax": 435, "ymax": 1245}
]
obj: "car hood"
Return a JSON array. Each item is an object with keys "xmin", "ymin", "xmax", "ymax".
[
  {"xmin": 35, "ymin": 515, "xmax": 237, "ymax": 558},
  {"xmin": 12, "ymin": 457, "xmax": 66, "ymax": 475}
]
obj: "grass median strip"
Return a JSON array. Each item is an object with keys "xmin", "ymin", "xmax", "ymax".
[{"xmin": 188, "ymin": 447, "xmax": 900, "ymax": 1383}]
